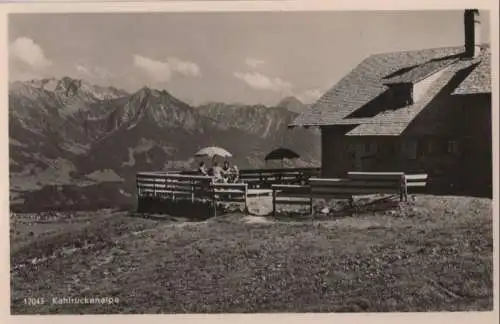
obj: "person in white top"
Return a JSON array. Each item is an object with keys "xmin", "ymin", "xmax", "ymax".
[
  {"xmin": 211, "ymin": 161, "xmax": 224, "ymax": 183},
  {"xmin": 198, "ymin": 161, "xmax": 208, "ymax": 176},
  {"xmin": 232, "ymin": 165, "xmax": 239, "ymax": 183}
]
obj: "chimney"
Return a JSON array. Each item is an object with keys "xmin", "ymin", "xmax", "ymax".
[{"xmin": 464, "ymin": 9, "xmax": 481, "ymax": 58}]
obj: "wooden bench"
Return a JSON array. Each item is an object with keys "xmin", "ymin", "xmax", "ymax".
[
  {"xmin": 347, "ymin": 172, "xmax": 428, "ymax": 189},
  {"xmin": 271, "ymin": 184, "xmax": 312, "ymax": 216},
  {"xmin": 269, "ymin": 172, "xmax": 428, "ymax": 216},
  {"xmin": 310, "ymin": 172, "xmax": 428, "ymax": 200}
]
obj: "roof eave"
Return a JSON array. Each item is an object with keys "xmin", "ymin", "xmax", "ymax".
[
  {"xmin": 288, "ymin": 123, "xmax": 321, "ymax": 129},
  {"xmin": 382, "ymin": 81, "xmax": 413, "ymax": 86},
  {"xmin": 452, "ymin": 89, "xmax": 491, "ymax": 95}
]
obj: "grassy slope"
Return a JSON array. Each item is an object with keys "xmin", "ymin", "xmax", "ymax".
[{"xmin": 10, "ymin": 195, "xmax": 493, "ymax": 314}]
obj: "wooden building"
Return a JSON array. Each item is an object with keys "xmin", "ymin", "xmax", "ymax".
[{"xmin": 290, "ymin": 10, "xmax": 492, "ymax": 195}]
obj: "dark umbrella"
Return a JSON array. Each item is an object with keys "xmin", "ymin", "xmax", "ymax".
[{"xmin": 265, "ymin": 148, "xmax": 300, "ymax": 168}]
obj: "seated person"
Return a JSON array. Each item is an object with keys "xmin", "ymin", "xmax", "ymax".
[
  {"xmin": 222, "ymin": 161, "xmax": 231, "ymax": 183},
  {"xmin": 198, "ymin": 161, "xmax": 208, "ymax": 176},
  {"xmin": 211, "ymin": 161, "xmax": 224, "ymax": 183},
  {"xmin": 231, "ymin": 165, "xmax": 240, "ymax": 183}
]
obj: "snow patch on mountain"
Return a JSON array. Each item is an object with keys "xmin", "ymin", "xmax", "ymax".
[{"xmin": 85, "ymin": 169, "xmax": 124, "ymax": 182}]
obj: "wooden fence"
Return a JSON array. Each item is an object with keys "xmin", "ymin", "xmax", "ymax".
[
  {"xmin": 271, "ymin": 172, "xmax": 428, "ymax": 216},
  {"xmin": 136, "ymin": 172, "xmax": 251, "ymax": 217},
  {"xmin": 271, "ymin": 184, "xmax": 311, "ymax": 216},
  {"xmin": 137, "ymin": 171, "xmax": 428, "ymax": 217},
  {"xmin": 239, "ymin": 167, "xmax": 321, "ymax": 189},
  {"xmin": 211, "ymin": 182, "xmax": 248, "ymax": 204},
  {"xmin": 136, "ymin": 172, "xmax": 213, "ymax": 200},
  {"xmin": 310, "ymin": 172, "xmax": 427, "ymax": 198}
]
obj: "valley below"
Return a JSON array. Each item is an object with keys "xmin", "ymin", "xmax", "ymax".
[{"xmin": 9, "ymin": 77, "xmax": 320, "ymax": 212}]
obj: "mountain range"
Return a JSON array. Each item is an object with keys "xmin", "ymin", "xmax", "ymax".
[{"xmin": 9, "ymin": 77, "xmax": 320, "ymax": 212}]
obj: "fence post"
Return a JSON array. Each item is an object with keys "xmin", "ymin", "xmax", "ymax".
[
  {"xmin": 169, "ymin": 177, "xmax": 175, "ymax": 201},
  {"xmin": 136, "ymin": 174, "xmax": 141, "ymax": 212},
  {"xmin": 309, "ymin": 183, "xmax": 313, "ymax": 216},
  {"xmin": 244, "ymin": 184, "xmax": 249, "ymax": 214},
  {"xmin": 272, "ymin": 186, "xmax": 276, "ymax": 217},
  {"xmin": 211, "ymin": 182, "xmax": 217, "ymax": 218},
  {"xmin": 191, "ymin": 179, "xmax": 194, "ymax": 203}
]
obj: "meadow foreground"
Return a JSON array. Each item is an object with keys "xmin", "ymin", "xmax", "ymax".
[{"xmin": 10, "ymin": 195, "xmax": 493, "ymax": 314}]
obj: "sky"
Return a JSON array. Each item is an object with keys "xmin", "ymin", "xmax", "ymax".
[{"xmin": 8, "ymin": 10, "xmax": 491, "ymax": 106}]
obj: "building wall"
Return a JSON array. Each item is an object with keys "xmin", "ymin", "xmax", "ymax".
[
  {"xmin": 321, "ymin": 128, "xmax": 416, "ymax": 177},
  {"xmin": 321, "ymin": 126, "xmax": 354, "ymax": 178},
  {"xmin": 320, "ymin": 93, "xmax": 491, "ymax": 195},
  {"xmin": 456, "ymin": 93, "xmax": 492, "ymax": 192},
  {"xmin": 322, "ymin": 131, "xmax": 468, "ymax": 177},
  {"xmin": 405, "ymin": 81, "xmax": 491, "ymax": 193}
]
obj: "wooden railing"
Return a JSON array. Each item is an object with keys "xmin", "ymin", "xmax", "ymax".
[
  {"xmin": 211, "ymin": 182, "xmax": 248, "ymax": 204},
  {"xmin": 271, "ymin": 184, "xmax": 312, "ymax": 216},
  {"xmin": 136, "ymin": 172, "xmax": 251, "ymax": 216},
  {"xmin": 136, "ymin": 172, "xmax": 213, "ymax": 200},
  {"xmin": 136, "ymin": 171, "xmax": 428, "ymax": 218},
  {"xmin": 239, "ymin": 167, "xmax": 321, "ymax": 188},
  {"xmin": 270, "ymin": 172, "xmax": 428, "ymax": 215},
  {"xmin": 310, "ymin": 172, "xmax": 427, "ymax": 198}
]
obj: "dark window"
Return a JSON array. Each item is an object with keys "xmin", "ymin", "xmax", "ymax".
[
  {"xmin": 448, "ymin": 140, "xmax": 459, "ymax": 154},
  {"xmin": 365, "ymin": 141, "xmax": 371, "ymax": 153},
  {"xmin": 416, "ymin": 139, "xmax": 426, "ymax": 157},
  {"xmin": 427, "ymin": 140, "xmax": 434, "ymax": 154},
  {"xmin": 426, "ymin": 139, "xmax": 444, "ymax": 155},
  {"xmin": 388, "ymin": 84, "xmax": 414, "ymax": 109},
  {"xmin": 387, "ymin": 143, "xmax": 395, "ymax": 155},
  {"xmin": 380, "ymin": 142, "xmax": 396, "ymax": 157},
  {"xmin": 405, "ymin": 139, "xmax": 417, "ymax": 159}
]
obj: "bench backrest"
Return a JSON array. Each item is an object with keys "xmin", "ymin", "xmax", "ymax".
[
  {"xmin": 404, "ymin": 174, "xmax": 428, "ymax": 187},
  {"xmin": 347, "ymin": 172, "xmax": 428, "ymax": 187}
]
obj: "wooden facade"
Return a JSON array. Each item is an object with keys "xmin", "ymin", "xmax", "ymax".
[
  {"xmin": 292, "ymin": 11, "xmax": 491, "ymax": 197},
  {"xmin": 320, "ymin": 93, "xmax": 491, "ymax": 195}
]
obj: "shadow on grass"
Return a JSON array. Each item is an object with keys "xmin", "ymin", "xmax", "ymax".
[
  {"xmin": 134, "ymin": 196, "xmax": 248, "ymax": 222},
  {"xmin": 133, "ymin": 194, "xmax": 410, "ymax": 225},
  {"xmin": 272, "ymin": 195, "xmax": 403, "ymax": 222}
]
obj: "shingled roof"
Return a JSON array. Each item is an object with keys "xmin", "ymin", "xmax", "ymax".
[
  {"xmin": 290, "ymin": 46, "xmax": 491, "ymax": 136},
  {"xmin": 382, "ymin": 55, "xmax": 460, "ymax": 84},
  {"xmin": 453, "ymin": 47, "xmax": 491, "ymax": 94}
]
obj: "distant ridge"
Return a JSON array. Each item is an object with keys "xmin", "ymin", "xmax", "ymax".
[
  {"xmin": 276, "ymin": 96, "xmax": 308, "ymax": 113},
  {"xmin": 9, "ymin": 77, "xmax": 320, "ymax": 212}
]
